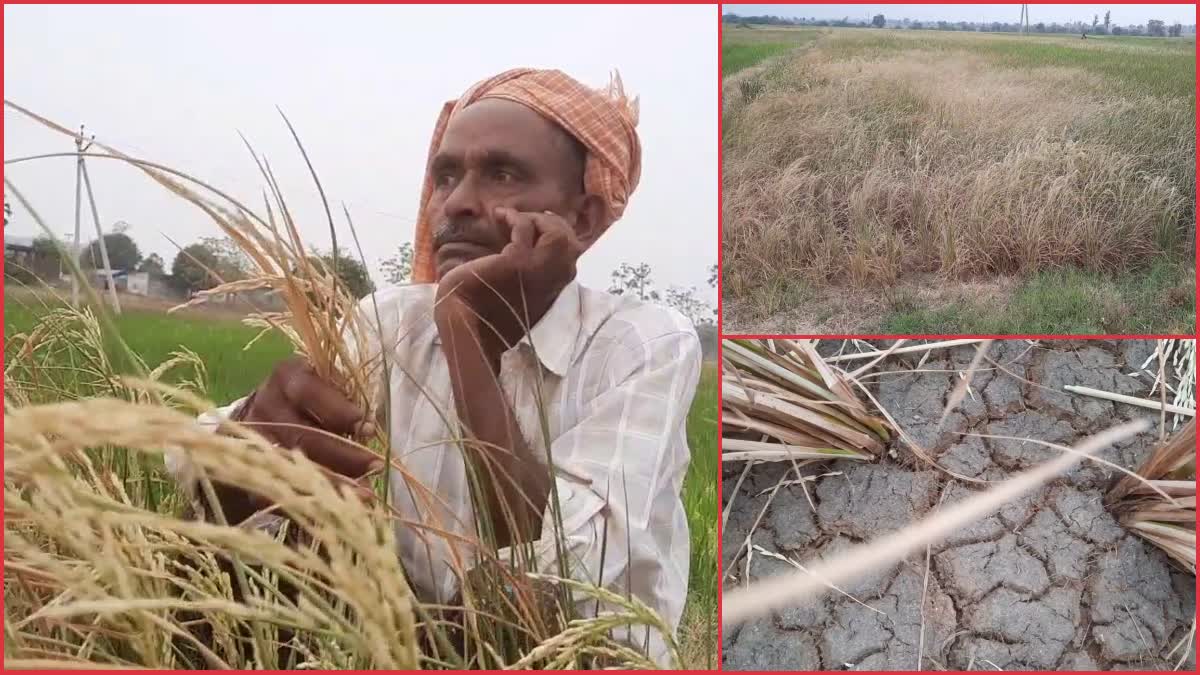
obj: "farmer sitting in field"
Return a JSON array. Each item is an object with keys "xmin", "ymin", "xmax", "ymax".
[{"xmin": 177, "ymin": 68, "xmax": 700, "ymax": 663}]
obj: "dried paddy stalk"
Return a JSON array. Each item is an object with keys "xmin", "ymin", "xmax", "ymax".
[{"xmin": 722, "ymin": 338, "xmax": 892, "ymax": 463}]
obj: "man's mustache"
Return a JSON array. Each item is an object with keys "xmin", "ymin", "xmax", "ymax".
[{"xmin": 433, "ymin": 220, "xmax": 496, "ymax": 249}]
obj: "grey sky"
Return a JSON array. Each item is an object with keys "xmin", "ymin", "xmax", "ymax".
[
  {"xmin": 4, "ymin": 4, "xmax": 717, "ymax": 300},
  {"xmin": 726, "ymin": 4, "xmax": 1196, "ymax": 25}
]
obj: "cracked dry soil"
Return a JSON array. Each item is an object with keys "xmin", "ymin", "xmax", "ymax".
[{"xmin": 722, "ymin": 340, "xmax": 1197, "ymax": 671}]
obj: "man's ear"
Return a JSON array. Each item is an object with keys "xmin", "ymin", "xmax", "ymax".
[{"xmin": 568, "ymin": 194, "xmax": 610, "ymax": 248}]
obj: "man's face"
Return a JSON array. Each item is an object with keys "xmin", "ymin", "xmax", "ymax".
[{"xmin": 427, "ymin": 99, "xmax": 597, "ymax": 280}]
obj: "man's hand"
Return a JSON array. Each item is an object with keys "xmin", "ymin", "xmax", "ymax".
[
  {"xmin": 211, "ymin": 357, "xmax": 383, "ymax": 523},
  {"xmin": 430, "ymin": 207, "xmax": 575, "ymax": 547},
  {"xmin": 435, "ymin": 207, "xmax": 584, "ymax": 354}
]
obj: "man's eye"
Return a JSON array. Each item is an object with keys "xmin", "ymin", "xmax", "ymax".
[
  {"xmin": 434, "ymin": 172, "xmax": 458, "ymax": 188},
  {"xmin": 493, "ymin": 168, "xmax": 518, "ymax": 183}
]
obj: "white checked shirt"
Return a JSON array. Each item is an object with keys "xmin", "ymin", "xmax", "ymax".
[{"xmin": 184, "ymin": 280, "xmax": 700, "ymax": 663}]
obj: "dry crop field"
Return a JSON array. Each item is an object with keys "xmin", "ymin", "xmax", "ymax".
[
  {"xmin": 722, "ymin": 27, "xmax": 1196, "ymax": 334},
  {"xmin": 2, "ymin": 104, "xmax": 718, "ymax": 668},
  {"xmin": 721, "ymin": 338, "xmax": 1196, "ymax": 671},
  {"xmin": 2, "ymin": 291, "xmax": 719, "ymax": 669}
]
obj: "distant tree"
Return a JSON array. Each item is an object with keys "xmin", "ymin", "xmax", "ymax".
[
  {"xmin": 197, "ymin": 236, "xmax": 251, "ymax": 279},
  {"xmin": 1169, "ymin": 23, "xmax": 1182, "ymax": 37},
  {"xmin": 137, "ymin": 253, "xmax": 165, "ymax": 276},
  {"xmin": 28, "ymin": 236, "xmax": 65, "ymax": 280},
  {"xmin": 313, "ymin": 252, "xmax": 375, "ymax": 299},
  {"xmin": 911, "ymin": 20, "xmax": 923, "ymax": 29},
  {"xmin": 1111, "ymin": 25, "xmax": 1124, "ymax": 35},
  {"xmin": 1035, "ymin": 22, "xmax": 1046, "ymax": 32},
  {"xmin": 379, "ymin": 241, "xmax": 414, "ymax": 285},
  {"xmin": 608, "ymin": 262, "xmax": 659, "ymax": 302},
  {"xmin": 663, "ymin": 286, "xmax": 715, "ymax": 328},
  {"xmin": 872, "ymin": 13, "xmax": 886, "ymax": 28},
  {"xmin": 82, "ymin": 233, "xmax": 141, "ymax": 271},
  {"xmin": 1093, "ymin": 14, "xmax": 1099, "ymax": 30},
  {"xmin": 1104, "ymin": 10, "xmax": 1111, "ymax": 33},
  {"xmin": 3, "ymin": 200, "xmax": 11, "ymax": 228},
  {"xmin": 1148, "ymin": 19, "xmax": 1166, "ymax": 37},
  {"xmin": 31, "ymin": 236, "xmax": 62, "ymax": 263},
  {"xmin": 171, "ymin": 243, "xmax": 222, "ymax": 294},
  {"xmin": 707, "ymin": 263, "xmax": 717, "ymax": 288}
]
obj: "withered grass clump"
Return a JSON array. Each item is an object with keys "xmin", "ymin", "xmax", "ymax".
[
  {"xmin": 721, "ymin": 338, "xmax": 892, "ymax": 462},
  {"xmin": 1107, "ymin": 419, "xmax": 1196, "ymax": 574},
  {"xmin": 1104, "ymin": 339, "xmax": 1195, "ymax": 574},
  {"xmin": 722, "ymin": 31, "xmax": 1195, "ymax": 298}
]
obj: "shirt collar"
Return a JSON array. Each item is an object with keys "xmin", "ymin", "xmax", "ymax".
[{"xmin": 431, "ymin": 280, "xmax": 582, "ymax": 377}]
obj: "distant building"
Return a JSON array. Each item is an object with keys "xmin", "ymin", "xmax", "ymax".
[
  {"xmin": 126, "ymin": 271, "xmax": 150, "ymax": 295},
  {"xmin": 4, "ymin": 232, "xmax": 35, "ymax": 255},
  {"xmin": 89, "ymin": 268, "xmax": 129, "ymax": 292},
  {"xmin": 4, "ymin": 233, "xmax": 59, "ymax": 282}
]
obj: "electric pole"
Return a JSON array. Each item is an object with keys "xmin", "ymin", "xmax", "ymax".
[
  {"xmin": 72, "ymin": 125, "xmax": 121, "ymax": 314},
  {"xmin": 72, "ymin": 129, "xmax": 83, "ymax": 307}
]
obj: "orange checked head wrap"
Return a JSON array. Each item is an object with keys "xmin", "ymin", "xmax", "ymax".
[{"xmin": 411, "ymin": 68, "xmax": 642, "ymax": 283}]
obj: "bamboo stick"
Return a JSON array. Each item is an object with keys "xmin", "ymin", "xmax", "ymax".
[
  {"xmin": 1064, "ymin": 385, "xmax": 1195, "ymax": 417},
  {"xmin": 823, "ymin": 339, "xmax": 987, "ymax": 363}
]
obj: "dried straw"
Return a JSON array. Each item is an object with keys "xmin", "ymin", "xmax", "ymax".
[
  {"xmin": 1107, "ymin": 420, "xmax": 1196, "ymax": 573},
  {"xmin": 722, "ymin": 338, "xmax": 892, "ymax": 463}
]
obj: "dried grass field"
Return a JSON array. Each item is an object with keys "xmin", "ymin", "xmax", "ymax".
[{"xmin": 721, "ymin": 27, "xmax": 1196, "ymax": 334}]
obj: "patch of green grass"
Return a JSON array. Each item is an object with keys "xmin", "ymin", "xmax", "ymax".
[
  {"xmin": 972, "ymin": 37, "xmax": 1196, "ymax": 98},
  {"xmin": 817, "ymin": 28, "xmax": 1195, "ymax": 98},
  {"xmin": 878, "ymin": 262, "xmax": 1195, "ymax": 334},
  {"xmin": 679, "ymin": 363, "xmax": 717, "ymax": 667},
  {"xmin": 722, "ymin": 42, "xmax": 794, "ymax": 76},
  {"xmin": 722, "ymin": 27, "xmax": 823, "ymax": 76},
  {"xmin": 684, "ymin": 364, "xmax": 717, "ymax": 602},
  {"xmin": 4, "ymin": 299, "xmax": 292, "ymax": 403}
]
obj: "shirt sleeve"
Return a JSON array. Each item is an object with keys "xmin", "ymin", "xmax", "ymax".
[
  {"xmin": 497, "ymin": 319, "xmax": 702, "ymax": 653},
  {"xmin": 164, "ymin": 396, "xmax": 249, "ymax": 484}
]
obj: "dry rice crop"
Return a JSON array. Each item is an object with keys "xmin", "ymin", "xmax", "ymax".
[
  {"xmin": 4, "ymin": 103, "xmax": 689, "ymax": 669},
  {"xmin": 722, "ymin": 29, "xmax": 1196, "ymax": 317}
]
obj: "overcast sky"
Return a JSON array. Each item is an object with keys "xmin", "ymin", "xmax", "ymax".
[
  {"xmin": 4, "ymin": 4, "xmax": 717, "ymax": 300},
  {"xmin": 726, "ymin": 4, "xmax": 1196, "ymax": 25}
]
